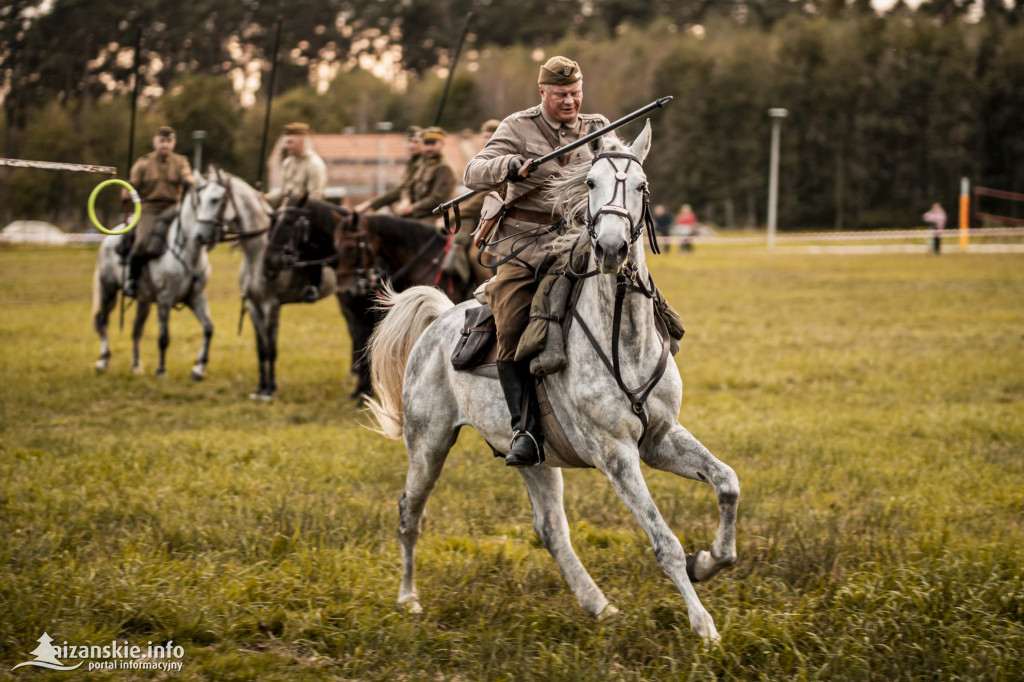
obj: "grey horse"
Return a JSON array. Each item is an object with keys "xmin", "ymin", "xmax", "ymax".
[
  {"xmin": 92, "ymin": 177, "xmax": 217, "ymax": 379},
  {"xmin": 366, "ymin": 122, "xmax": 740, "ymax": 642}
]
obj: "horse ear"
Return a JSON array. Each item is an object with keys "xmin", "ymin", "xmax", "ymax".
[{"xmin": 630, "ymin": 119, "xmax": 653, "ymax": 163}]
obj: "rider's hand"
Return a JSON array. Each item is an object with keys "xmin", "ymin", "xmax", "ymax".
[
  {"xmin": 354, "ymin": 200, "xmax": 371, "ymax": 212},
  {"xmin": 507, "ymin": 157, "xmax": 533, "ymax": 183},
  {"xmin": 395, "ymin": 200, "xmax": 413, "ymax": 216}
]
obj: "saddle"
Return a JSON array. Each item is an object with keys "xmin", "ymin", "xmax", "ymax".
[{"xmin": 450, "ymin": 301, "xmax": 590, "ymax": 468}]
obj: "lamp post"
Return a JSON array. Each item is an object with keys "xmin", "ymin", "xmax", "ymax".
[
  {"xmin": 375, "ymin": 121, "xmax": 393, "ymax": 196},
  {"xmin": 767, "ymin": 108, "xmax": 788, "ymax": 249},
  {"xmin": 191, "ymin": 130, "xmax": 207, "ymax": 174}
]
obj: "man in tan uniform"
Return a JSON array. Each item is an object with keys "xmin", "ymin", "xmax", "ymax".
[
  {"xmin": 355, "ymin": 126, "xmax": 422, "ymax": 213},
  {"xmin": 464, "ymin": 56, "xmax": 610, "ymax": 467},
  {"xmin": 123, "ymin": 125, "xmax": 194, "ymax": 297},
  {"xmin": 264, "ymin": 121, "xmax": 328, "ymax": 207},
  {"xmin": 264, "ymin": 122, "xmax": 330, "ymax": 301},
  {"xmin": 394, "ymin": 126, "xmax": 455, "ymax": 222}
]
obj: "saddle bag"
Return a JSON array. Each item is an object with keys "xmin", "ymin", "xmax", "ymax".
[
  {"xmin": 471, "ymin": 191, "xmax": 507, "ymax": 248},
  {"xmin": 451, "ymin": 305, "xmax": 497, "ymax": 371}
]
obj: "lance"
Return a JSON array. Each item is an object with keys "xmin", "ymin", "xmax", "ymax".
[
  {"xmin": 432, "ymin": 12, "xmax": 473, "ymax": 127},
  {"xmin": 255, "ymin": 16, "xmax": 283, "ymax": 191},
  {"xmin": 121, "ymin": 24, "xmax": 142, "ymax": 332},
  {"xmin": 125, "ymin": 25, "xmax": 142, "ymax": 176},
  {"xmin": 433, "ymin": 95, "xmax": 673, "ymax": 228}
]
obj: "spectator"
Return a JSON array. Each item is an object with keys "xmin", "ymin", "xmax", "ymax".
[
  {"xmin": 652, "ymin": 204, "xmax": 674, "ymax": 253},
  {"xmin": 674, "ymin": 203, "xmax": 697, "ymax": 252},
  {"xmin": 922, "ymin": 203, "xmax": 947, "ymax": 255}
]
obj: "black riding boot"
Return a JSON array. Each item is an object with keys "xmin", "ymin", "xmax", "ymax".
[
  {"xmin": 124, "ymin": 255, "xmax": 147, "ymax": 297},
  {"xmin": 496, "ymin": 360, "xmax": 544, "ymax": 467}
]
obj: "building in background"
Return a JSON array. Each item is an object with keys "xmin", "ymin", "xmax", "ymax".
[{"xmin": 266, "ymin": 131, "xmax": 484, "ymax": 206}]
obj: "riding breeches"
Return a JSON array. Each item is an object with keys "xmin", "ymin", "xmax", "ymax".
[
  {"xmin": 486, "ymin": 263, "xmax": 537, "ymax": 362},
  {"xmin": 127, "ymin": 212, "xmax": 160, "ymax": 257}
]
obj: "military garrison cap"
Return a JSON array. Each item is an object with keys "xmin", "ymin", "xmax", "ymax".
[
  {"xmin": 283, "ymin": 122, "xmax": 310, "ymax": 136},
  {"xmin": 481, "ymin": 119, "xmax": 501, "ymax": 134},
  {"xmin": 155, "ymin": 125, "xmax": 176, "ymax": 138},
  {"xmin": 538, "ymin": 56, "xmax": 582, "ymax": 86},
  {"xmin": 421, "ymin": 127, "xmax": 446, "ymax": 141}
]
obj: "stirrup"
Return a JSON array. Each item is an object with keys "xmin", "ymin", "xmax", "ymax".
[{"xmin": 506, "ymin": 430, "xmax": 542, "ymax": 467}]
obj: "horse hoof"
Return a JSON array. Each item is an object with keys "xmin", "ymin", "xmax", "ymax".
[
  {"xmin": 686, "ymin": 553, "xmax": 702, "ymax": 583},
  {"xmin": 597, "ymin": 604, "xmax": 620, "ymax": 621},
  {"xmin": 398, "ymin": 595, "xmax": 422, "ymax": 614},
  {"xmin": 190, "ymin": 366, "xmax": 206, "ymax": 381},
  {"xmin": 156, "ymin": 369, "xmax": 167, "ymax": 379},
  {"xmin": 132, "ymin": 364, "xmax": 144, "ymax": 375},
  {"xmin": 94, "ymin": 361, "xmax": 108, "ymax": 374}
]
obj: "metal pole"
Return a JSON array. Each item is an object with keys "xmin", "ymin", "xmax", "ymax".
[
  {"xmin": 125, "ymin": 25, "xmax": 142, "ymax": 176},
  {"xmin": 192, "ymin": 130, "xmax": 206, "ymax": 174},
  {"xmin": 959, "ymin": 176, "xmax": 970, "ymax": 252},
  {"xmin": 256, "ymin": 17, "xmax": 283, "ymax": 190},
  {"xmin": 767, "ymin": 108, "xmax": 788, "ymax": 249},
  {"xmin": 432, "ymin": 12, "xmax": 473, "ymax": 127}
]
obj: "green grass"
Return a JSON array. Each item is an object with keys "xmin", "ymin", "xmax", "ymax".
[{"xmin": 1, "ymin": 243, "xmax": 1022, "ymax": 680}]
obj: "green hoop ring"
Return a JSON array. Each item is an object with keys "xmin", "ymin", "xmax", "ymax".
[{"xmin": 88, "ymin": 179, "xmax": 141, "ymax": 235}]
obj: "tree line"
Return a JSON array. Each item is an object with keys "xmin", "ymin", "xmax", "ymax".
[{"xmin": 2, "ymin": 1, "xmax": 1022, "ymax": 229}]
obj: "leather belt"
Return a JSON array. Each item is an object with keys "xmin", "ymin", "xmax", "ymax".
[{"xmin": 505, "ymin": 207, "xmax": 560, "ymax": 225}]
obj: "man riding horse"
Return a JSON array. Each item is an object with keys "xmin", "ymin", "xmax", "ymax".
[
  {"xmin": 264, "ymin": 121, "xmax": 330, "ymax": 302},
  {"xmin": 464, "ymin": 56, "xmax": 611, "ymax": 468},
  {"xmin": 122, "ymin": 125, "xmax": 194, "ymax": 298},
  {"xmin": 356, "ymin": 126, "xmax": 423, "ymax": 214},
  {"xmin": 464, "ymin": 57, "xmax": 685, "ymax": 468}
]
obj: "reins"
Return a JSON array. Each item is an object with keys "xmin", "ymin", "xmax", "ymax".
[{"xmin": 565, "ymin": 151, "xmax": 670, "ymax": 446}]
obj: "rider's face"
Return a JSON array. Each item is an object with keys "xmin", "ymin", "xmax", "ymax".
[
  {"xmin": 152, "ymin": 135, "xmax": 176, "ymax": 156},
  {"xmin": 422, "ymin": 139, "xmax": 443, "ymax": 158},
  {"xmin": 407, "ymin": 136, "xmax": 423, "ymax": 156},
  {"xmin": 282, "ymin": 134, "xmax": 305, "ymax": 156},
  {"xmin": 540, "ymin": 82, "xmax": 583, "ymax": 124}
]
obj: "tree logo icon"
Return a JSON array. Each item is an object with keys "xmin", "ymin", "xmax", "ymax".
[{"xmin": 11, "ymin": 633, "xmax": 83, "ymax": 671}]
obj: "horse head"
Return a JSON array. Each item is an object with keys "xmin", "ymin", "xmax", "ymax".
[{"xmin": 585, "ymin": 120, "xmax": 653, "ymax": 274}]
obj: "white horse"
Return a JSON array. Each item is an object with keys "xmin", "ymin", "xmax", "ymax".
[
  {"xmin": 92, "ymin": 177, "xmax": 218, "ymax": 379},
  {"xmin": 366, "ymin": 122, "xmax": 740, "ymax": 642},
  {"xmin": 195, "ymin": 170, "xmax": 360, "ymax": 400}
]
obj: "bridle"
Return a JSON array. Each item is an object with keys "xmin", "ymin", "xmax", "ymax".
[
  {"xmin": 585, "ymin": 151, "xmax": 661, "ymax": 257},
  {"xmin": 569, "ymin": 149, "xmax": 670, "ymax": 446},
  {"xmin": 198, "ymin": 170, "xmax": 272, "ymax": 244}
]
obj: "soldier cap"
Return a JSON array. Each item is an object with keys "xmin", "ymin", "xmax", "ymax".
[
  {"xmin": 538, "ymin": 56, "xmax": 582, "ymax": 86},
  {"xmin": 283, "ymin": 121, "xmax": 310, "ymax": 136},
  {"xmin": 406, "ymin": 125, "xmax": 423, "ymax": 137},
  {"xmin": 480, "ymin": 119, "xmax": 501, "ymax": 134},
  {"xmin": 421, "ymin": 127, "xmax": 446, "ymax": 142},
  {"xmin": 155, "ymin": 125, "xmax": 176, "ymax": 138}
]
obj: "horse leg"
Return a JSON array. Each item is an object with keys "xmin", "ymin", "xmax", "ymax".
[
  {"xmin": 265, "ymin": 303, "xmax": 281, "ymax": 398},
  {"xmin": 247, "ymin": 301, "xmax": 270, "ymax": 399},
  {"xmin": 519, "ymin": 466, "xmax": 615, "ymax": 619},
  {"xmin": 601, "ymin": 449, "xmax": 720, "ymax": 642},
  {"xmin": 93, "ymin": 281, "xmax": 118, "ymax": 373},
  {"xmin": 187, "ymin": 292, "xmax": 214, "ymax": 381},
  {"xmin": 397, "ymin": 428, "xmax": 457, "ymax": 614},
  {"xmin": 131, "ymin": 302, "xmax": 151, "ymax": 374},
  {"xmin": 641, "ymin": 424, "xmax": 740, "ymax": 583},
  {"xmin": 155, "ymin": 303, "xmax": 171, "ymax": 377}
]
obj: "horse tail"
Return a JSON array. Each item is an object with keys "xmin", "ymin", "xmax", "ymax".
[{"xmin": 365, "ymin": 284, "xmax": 454, "ymax": 439}]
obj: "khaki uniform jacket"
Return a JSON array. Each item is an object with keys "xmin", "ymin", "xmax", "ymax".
[
  {"xmin": 130, "ymin": 152, "xmax": 192, "ymax": 214},
  {"xmin": 368, "ymin": 154, "xmax": 422, "ymax": 210},
  {"xmin": 463, "ymin": 106, "xmax": 609, "ymax": 268},
  {"xmin": 407, "ymin": 155, "xmax": 455, "ymax": 221},
  {"xmin": 266, "ymin": 148, "xmax": 328, "ymax": 207}
]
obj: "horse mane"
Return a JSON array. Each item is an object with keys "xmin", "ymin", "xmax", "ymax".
[{"xmin": 545, "ymin": 133, "xmax": 631, "ymax": 269}]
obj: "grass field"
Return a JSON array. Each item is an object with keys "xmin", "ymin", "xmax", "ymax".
[{"xmin": 1, "ymin": 243, "xmax": 1022, "ymax": 681}]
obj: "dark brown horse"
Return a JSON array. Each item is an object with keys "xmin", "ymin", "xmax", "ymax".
[{"xmin": 271, "ymin": 197, "xmax": 491, "ymax": 398}]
